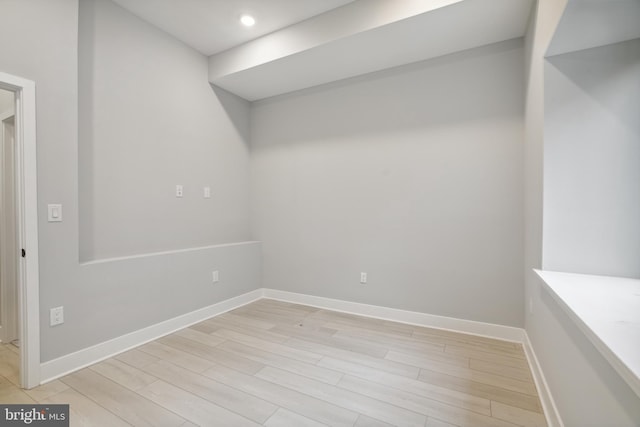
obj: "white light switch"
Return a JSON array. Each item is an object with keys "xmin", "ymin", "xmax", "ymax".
[
  {"xmin": 176, "ymin": 185, "xmax": 183, "ymax": 198},
  {"xmin": 204, "ymin": 187, "xmax": 211, "ymax": 198},
  {"xmin": 47, "ymin": 204, "xmax": 62, "ymax": 222}
]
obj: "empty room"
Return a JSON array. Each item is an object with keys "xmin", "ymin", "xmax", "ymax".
[{"xmin": 0, "ymin": 0, "xmax": 638, "ymax": 426}]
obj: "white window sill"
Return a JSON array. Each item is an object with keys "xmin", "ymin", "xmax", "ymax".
[{"xmin": 535, "ymin": 270, "xmax": 640, "ymax": 398}]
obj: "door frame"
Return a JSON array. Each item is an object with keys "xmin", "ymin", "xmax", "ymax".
[{"xmin": 0, "ymin": 71, "xmax": 40, "ymax": 389}]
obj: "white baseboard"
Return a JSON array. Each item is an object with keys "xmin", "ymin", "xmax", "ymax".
[
  {"xmin": 39, "ymin": 286, "xmax": 561, "ymax": 427},
  {"xmin": 262, "ymin": 289, "xmax": 525, "ymax": 343},
  {"xmin": 523, "ymin": 332, "xmax": 564, "ymax": 427},
  {"xmin": 40, "ymin": 289, "xmax": 263, "ymax": 384}
]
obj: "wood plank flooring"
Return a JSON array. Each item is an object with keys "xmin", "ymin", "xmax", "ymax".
[{"xmin": 0, "ymin": 299, "xmax": 547, "ymax": 426}]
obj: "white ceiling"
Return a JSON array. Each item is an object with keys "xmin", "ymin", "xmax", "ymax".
[
  {"xmin": 546, "ymin": 0, "xmax": 640, "ymax": 57},
  {"xmin": 111, "ymin": 0, "xmax": 355, "ymax": 56}
]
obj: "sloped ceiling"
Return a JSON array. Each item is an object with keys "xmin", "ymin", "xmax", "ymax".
[{"xmin": 111, "ymin": 0, "xmax": 356, "ymax": 56}]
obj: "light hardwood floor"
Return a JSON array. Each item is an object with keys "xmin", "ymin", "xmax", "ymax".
[{"xmin": 0, "ymin": 299, "xmax": 547, "ymax": 427}]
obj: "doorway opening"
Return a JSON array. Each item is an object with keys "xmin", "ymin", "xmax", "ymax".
[
  {"xmin": 1, "ymin": 89, "xmax": 18, "ymax": 346},
  {"xmin": 0, "ymin": 72, "xmax": 40, "ymax": 389}
]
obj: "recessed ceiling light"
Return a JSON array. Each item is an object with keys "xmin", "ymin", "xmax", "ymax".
[{"xmin": 240, "ymin": 14, "xmax": 255, "ymax": 27}]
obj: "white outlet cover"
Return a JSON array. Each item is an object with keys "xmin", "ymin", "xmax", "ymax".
[{"xmin": 50, "ymin": 306, "xmax": 64, "ymax": 326}]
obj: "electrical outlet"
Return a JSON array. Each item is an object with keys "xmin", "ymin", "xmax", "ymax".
[
  {"xmin": 50, "ymin": 306, "xmax": 64, "ymax": 326},
  {"xmin": 212, "ymin": 270, "xmax": 219, "ymax": 283},
  {"xmin": 360, "ymin": 272, "xmax": 367, "ymax": 284},
  {"xmin": 176, "ymin": 185, "xmax": 183, "ymax": 198},
  {"xmin": 204, "ymin": 187, "xmax": 211, "ymax": 198}
]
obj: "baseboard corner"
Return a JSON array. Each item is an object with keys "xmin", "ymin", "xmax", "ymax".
[{"xmin": 523, "ymin": 331, "xmax": 564, "ymax": 427}]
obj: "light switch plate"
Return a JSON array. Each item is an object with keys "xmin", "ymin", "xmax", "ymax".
[{"xmin": 47, "ymin": 204, "xmax": 62, "ymax": 222}]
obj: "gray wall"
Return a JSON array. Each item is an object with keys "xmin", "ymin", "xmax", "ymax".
[
  {"xmin": 79, "ymin": 0, "xmax": 251, "ymax": 261},
  {"xmin": 0, "ymin": 0, "xmax": 260, "ymax": 363},
  {"xmin": 0, "ymin": 88, "xmax": 13, "ymax": 114},
  {"xmin": 251, "ymin": 39, "xmax": 525, "ymax": 327},
  {"xmin": 543, "ymin": 38, "xmax": 640, "ymax": 278},
  {"xmin": 524, "ymin": 1, "xmax": 640, "ymax": 425}
]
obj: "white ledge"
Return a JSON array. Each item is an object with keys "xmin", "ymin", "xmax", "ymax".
[
  {"xmin": 535, "ymin": 269, "xmax": 640, "ymax": 398},
  {"xmin": 80, "ymin": 241, "xmax": 261, "ymax": 266}
]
